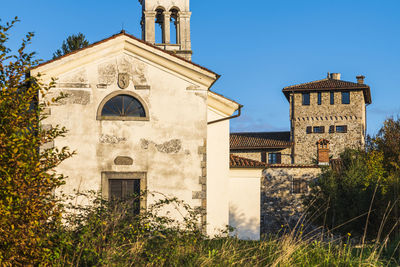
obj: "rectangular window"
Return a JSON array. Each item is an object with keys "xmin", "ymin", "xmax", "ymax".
[
  {"xmin": 293, "ymin": 179, "xmax": 308, "ymax": 194},
  {"xmin": 109, "ymin": 179, "xmax": 141, "ymax": 214},
  {"xmin": 330, "ymin": 92, "xmax": 335, "ymax": 105},
  {"xmin": 261, "ymin": 152, "xmax": 267, "ymax": 163},
  {"xmin": 313, "ymin": 126, "xmax": 325, "ymax": 133},
  {"xmin": 342, "ymin": 92, "xmax": 350, "ymax": 104},
  {"xmin": 306, "ymin": 126, "xmax": 312, "ymax": 134},
  {"xmin": 336, "ymin": 125, "xmax": 348, "ymax": 133},
  {"xmin": 302, "ymin": 93, "xmax": 310, "ymax": 105},
  {"xmin": 269, "ymin": 152, "xmax": 282, "ymax": 164},
  {"xmin": 317, "ymin": 92, "xmax": 322, "ymax": 105},
  {"xmin": 329, "ymin": 125, "xmax": 335, "ymax": 133}
]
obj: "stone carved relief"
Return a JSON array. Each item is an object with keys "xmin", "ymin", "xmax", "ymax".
[
  {"xmin": 98, "ymin": 62, "xmax": 117, "ymax": 85},
  {"xmin": 58, "ymin": 68, "xmax": 88, "ymax": 85},
  {"xmin": 118, "ymin": 73, "xmax": 130, "ymax": 89},
  {"xmin": 100, "ymin": 134, "xmax": 127, "ymax": 144},
  {"xmin": 97, "ymin": 56, "xmax": 148, "ymax": 87},
  {"xmin": 47, "ymin": 90, "xmax": 90, "ymax": 106},
  {"xmin": 140, "ymin": 139, "xmax": 182, "ymax": 154}
]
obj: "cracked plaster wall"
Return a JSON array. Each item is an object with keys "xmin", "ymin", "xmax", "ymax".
[{"xmin": 39, "ymin": 52, "xmax": 209, "ymax": 220}]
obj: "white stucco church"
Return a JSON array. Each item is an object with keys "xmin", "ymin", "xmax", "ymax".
[{"xmin": 31, "ymin": 0, "xmax": 263, "ymax": 240}]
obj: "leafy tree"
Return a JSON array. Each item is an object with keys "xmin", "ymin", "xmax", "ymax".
[
  {"xmin": 53, "ymin": 32, "xmax": 89, "ymax": 59},
  {"xmin": 304, "ymin": 148, "xmax": 397, "ymax": 240},
  {"xmin": 0, "ymin": 18, "xmax": 73, "ymax": 265}
]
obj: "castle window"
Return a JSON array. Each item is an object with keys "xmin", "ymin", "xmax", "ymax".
[
  {"xmin": 313, "ymin": 126, "xmax": 325, "ymax": 133},
  {"xmin": 268, "ymin": 152, "xmax": 281, "ymax": 164},
  {"xmin": 293, "ymin": 179, "xmax": 307, "ymax": 194},
  {"xmin": 302, "ymin": 93, "xmax": 310, "ymax": 105},
  {"xmin": 261, "ymin": 152, "xmax": 267, "ymax": 163},
  {"xmin": 317, "ymin": 92, "xmax": 322, "ymax": 105},
  {"xmin": 97, "ymin": 92, "xmax": 149, "ymax": 121},
  {"xmin": 329, "ymin": 125, "xmax": 335, "ymax": 133},
  {"xmin": 306, "ymin": 126, "xmax": 312, "ymax": 134},
  {"xmin": 330, "ymin": 92, "xmax": 335, "ymax": 105},
  {"xmin": 342, "ymin": 92, "xmax": 350, "ymax": 104},
  {"xmin": 336, "ymin": 125, "xmax": 348, "ymax": 133}
]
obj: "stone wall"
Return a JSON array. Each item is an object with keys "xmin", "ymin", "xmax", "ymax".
[
  {"xmin": 290, "ymin": 91, "xmax": 366, "ymax": 164},
  {"xmin": 232, "ymin": 147, "xmax": 292, "ymax": 164},
  {"xmin": 261, "ymin": 166, "xmax": 321, "ymax": 234}
]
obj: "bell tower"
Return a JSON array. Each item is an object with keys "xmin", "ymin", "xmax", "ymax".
[{"xmin": 139, "ymin": 0, "xmax": 192, "ymax": 60}]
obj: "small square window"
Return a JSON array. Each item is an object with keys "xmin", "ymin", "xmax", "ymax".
[
  {"xmin": 342, "ymin": 92, "xmax": 350, "ymax": 104},
  {"xmin": 302, "ymin": 93, "xmax": 310, "ymax": 105},
  {"xmin": 313, "ymin": 126, "xmax": 325, "ymax": 133},
  {"xmin": 336, "ymin": 125, "xmax": 348, "ymax": 133},
  {"xmin": 329, "ymin": 125, "xmax": 335, "ymax": 133},
  {"xmin": 268, "ymin": 153, "xmax": 282, "ymax": 164},
  {"xmin": 317, "ymin": 92, "xmax": 322, "ymax": 105},
  {"xmin": 306, "ymin": 126, "xmax": 312, "ymax": 134},
  {"xmin": 293, "ymin": 179, "xmax": 308, "ymax": 194},
  {"xmin": 330, "ymin": 92, "xmax": 335, "ymax": 105}
]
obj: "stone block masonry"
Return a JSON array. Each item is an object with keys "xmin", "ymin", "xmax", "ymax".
[{"xmin": 261, "ymin": 166, "xmax": 321, "ymax": 234}]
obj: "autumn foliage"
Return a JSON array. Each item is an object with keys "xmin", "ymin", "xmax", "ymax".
[{"xmin": 0, "ymin": 18, "xmax": 73, "ymax": 265}]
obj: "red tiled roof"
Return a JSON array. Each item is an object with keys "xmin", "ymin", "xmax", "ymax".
[
  {"xmin": 32, "ymin": 31, "xmax": 219, "ymax": 77},
  {"xmin": 230, "ymin": 132, "xmax": 292, "ymax": 150},
  {"xmin": 282, "ymin": 78, "xmax": 372, "ymax": 104},
  {"xmin": 230, "ymin": 155, "xmax": 266, "ymax": 169},
  {"xmin": 266, "ymin": 164, "xmax": 319, "ymax": 169}
]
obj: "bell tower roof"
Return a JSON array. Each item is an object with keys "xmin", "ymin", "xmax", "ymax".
[{"xmin": 139, "ymin": 0, "xmax": 192, "ymax": 60}]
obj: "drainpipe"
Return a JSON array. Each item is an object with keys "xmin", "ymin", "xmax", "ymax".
[{"xmin": 207, "ymin": 105, "xmax": 243, "ymax": 125}]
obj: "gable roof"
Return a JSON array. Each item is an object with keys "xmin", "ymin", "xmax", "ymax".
[
  {"xmin": 230, "ymin": 132, "xmax": 292, "ymax": 150},
  {"xmin": 230, "ymin": 155, "xmax": 265, "ymax": 169},
  {"xmin": 282, "ymin": 78, "xmax": 372, "ymax": 104},
  {"xmin": 31, "ymin": 31, "xmax": 219, "ymax": 89},
  {"xmin": 33, "ymin": 31, "xmax": 217, "ymax": 75}
]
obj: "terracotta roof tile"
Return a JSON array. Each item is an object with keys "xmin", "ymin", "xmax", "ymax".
[
  {"xmin": 230, "ymin": 155, "xmax": 265, "ymax": 168},
  {"xmin": 282, "ymin": 78, "xmax": 371, "ymax": 104},
  {"xmin": 230, "ymin": 132, "xmax": 292, "ymax": 149}
]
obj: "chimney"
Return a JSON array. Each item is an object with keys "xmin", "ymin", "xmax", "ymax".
[
  {"xmin": 356, "ymin": 75, "xmax": 365, "ymax": 84},
  {"xmin": 330, "ymin": 73, "xmax": 341, "ymax": 80},
  {"xmin": 317, "ymin": 139, "xmax": 330, "ymax": 166}
]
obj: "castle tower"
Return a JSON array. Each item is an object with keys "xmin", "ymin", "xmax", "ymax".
[
  {"xmin": 282, "ymin": 73, "xmax": 372, "ymax": 164},
  {"xmin": 139, "ymin": 0, "xmax": 192, "ymax": 60}
]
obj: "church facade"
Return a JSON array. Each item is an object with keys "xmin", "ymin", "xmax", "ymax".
[{"xmin": 32, "ymin": 0, "xmax": 243, "ymax": 237}]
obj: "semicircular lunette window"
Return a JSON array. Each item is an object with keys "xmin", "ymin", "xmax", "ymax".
[{"xmin": 101, "ymin": 94, "xmax": 146, "ymax": 118}]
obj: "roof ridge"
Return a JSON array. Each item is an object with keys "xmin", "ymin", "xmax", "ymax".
[
  {"xmin": 283, "ymin": 78, "xmax": 329, "ymax": 89},
  {"xmin": 230, "ymin": 131, "xmax": 290, "ymax": 134},
  {"xmin": 32, "ymin": 31, "xmax": 218, "ymax": 77}
]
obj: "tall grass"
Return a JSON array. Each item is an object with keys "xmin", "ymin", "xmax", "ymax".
[{"xmin": 50, "ymin": 191, "xmax": 398, "ymax": 266}]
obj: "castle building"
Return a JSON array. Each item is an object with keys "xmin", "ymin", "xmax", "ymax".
[
  {"xmin": 230, "ymin": 73, "xmax": 372, "ymax": 233},
  {"xmin": 283, "ymin": 73, "xmax": 372, "ymax": 164}
]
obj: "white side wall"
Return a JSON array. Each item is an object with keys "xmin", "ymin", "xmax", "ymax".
[
  {"xmin": 229, "ymin": 168, "xmax": 262, "ymax": 240},
  {"xmin": 207, "ymin": 107, "xmax": 230, "ymax": 237}
]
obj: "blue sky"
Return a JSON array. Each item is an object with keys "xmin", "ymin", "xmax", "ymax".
[{"xmin": 2, "ymin": 0, "xmax": 400, "ymax": 136}]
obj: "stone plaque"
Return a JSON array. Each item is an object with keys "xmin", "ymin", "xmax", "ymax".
[
  {"xmin": 114, "ymin": 156, "xmax": 133, "ymax": 165},
  {"xmin": 118, "ymin": 73, "xmax": 130, "ymax": 89}
]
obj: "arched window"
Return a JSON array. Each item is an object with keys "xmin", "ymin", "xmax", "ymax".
[
  {"xmin": 155, "ymin": 7, "xmax": 165, "ymax": 43},
  {"xmin": 97, "ymin": 92, "xmax": 149, "ymax": 121},
  {"xmin": 170, "ymin": 8, "xmax": 180, "ymax": 44}
]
